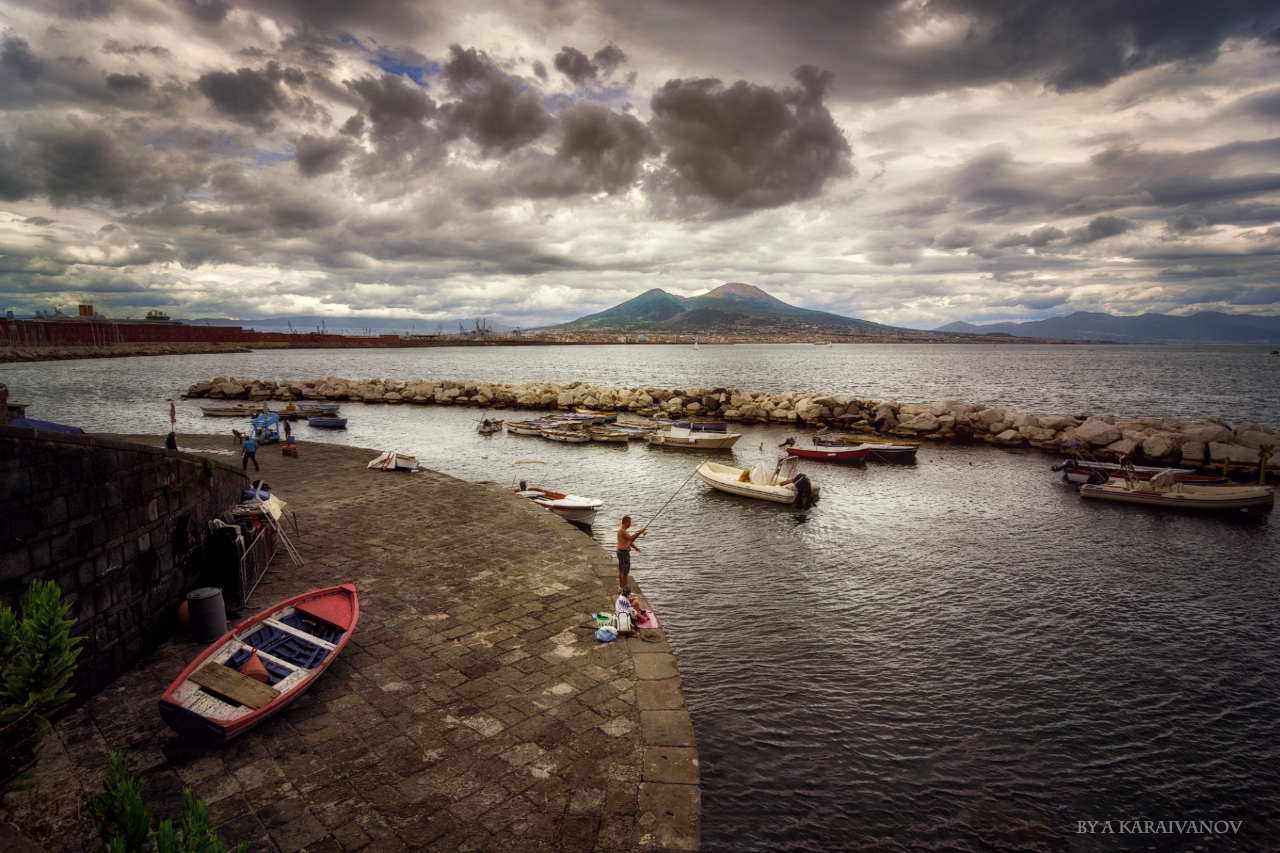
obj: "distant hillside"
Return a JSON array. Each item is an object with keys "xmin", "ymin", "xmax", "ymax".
[
  {"xmin": 559, "ymin": 283, "xmax": 899, "ymax": 333},
  {"xmin": 934, "ymin": 311, "xmax": 1280, "ymax": 344},
  {"xmin": 190, "ymin": 316, "xmax": 512, "ymax": 334}
]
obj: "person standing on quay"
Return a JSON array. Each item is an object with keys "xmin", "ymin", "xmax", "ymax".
[
  {"xmin": 616, "ymin": 516, "xmax": 645, "ymax": 591},
  {"xmin": 242, "ymin": 434, "xmax": 260, "ymax": 471}
]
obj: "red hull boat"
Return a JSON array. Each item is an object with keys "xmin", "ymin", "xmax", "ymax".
[{"xmin": 159, "ymin": 584, "xmax": 358, "ymax": 746}]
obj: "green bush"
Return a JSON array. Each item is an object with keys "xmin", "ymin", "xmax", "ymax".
[
  {"xmin": 89, "ymin": 751, "xmax": 248, "ymax": 853},
  {"xmin": 0, "ymin": 579, "xmax": 83, "ymax": 797}
]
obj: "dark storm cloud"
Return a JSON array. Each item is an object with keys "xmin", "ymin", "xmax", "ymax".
[
  {"xmin": 240, "ymin": 0, "xmax": 436, "ymax": 38},
  {"xmin": 0, "ymin": 120, "xmax": 206, "ymax": 207},
  {"xmin": 294, "ymin": 134, "xmax": 350, "ymax": 177},
  {"xmin": 1165, "ymin": 214, "xmax": 1210, "ymax": 235},
  {"xmin": 553, "ymin": 47, "xmax": 597, "ymax": 84},
  {"xmin": 621, "ymin": 0, "xmax": 1280, "ymax": 97},
  {"xmin": 102, "ymin": 40, "xmax": 171, "ymax": 58},
  {"xmin": 593, "ymin": 45, "xmax": 627, "ymax": 75},
  {"xmin": 532, "ymin": 60, "xmax": 547, "ymax": 80},
  {"xmin": 2, "ymin": 35, "xmax": 45, "ymax": 82},
  {"xmin": 182, "ymin": 0, "xmax": 232, "ymax": 24},
  {"xmin": 346, "ymin": 73, "xmax": 434, "ymax": 139},
  {"xmin": 196, "ymin": 64, "xmax": 297, "ymax": 128},
  {"xmin": 1066, "ymin": 215, "xmax": 1137, "ymax": 244},
  {"xmin": 440, "ymin": 45, "xmax": 550, "ymax": 154},
  {"xmin": 648, "ymin": 66, "xmax": 852, "ymax": 210},
  {"xmin": 993, "ymin": 225, "xmax": 1066, "ymax": 249},
  {"xmin": 553, "ymin": 100, "xmax": 656, "ymax": 193},
  {"xmin": 106, "ymin": 72, "xmax": 151, "ymax": 93}
]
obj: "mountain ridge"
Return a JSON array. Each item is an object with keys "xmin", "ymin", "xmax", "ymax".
[
  {"xmin": 933, "ymin": 311, "xmax": 1280, "ymax": 344},
  {"xmin": 554, "ymin": 283, "xmax": 899, "ymax": 333}
]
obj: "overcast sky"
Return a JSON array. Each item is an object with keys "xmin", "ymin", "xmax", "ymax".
[{"xmin": 2, "ymin": 0, "xmax": 1279, "ymax": 329}]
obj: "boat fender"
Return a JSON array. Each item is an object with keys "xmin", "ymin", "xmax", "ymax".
[{"xmin": 793, "ymin": 474, "xmax": 814, "ymax": 510}]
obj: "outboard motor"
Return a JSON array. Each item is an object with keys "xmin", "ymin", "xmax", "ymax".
[
  {"xmin": 779, "ymin": 437, "xmax": 796, "ymax": 448},
  {"xmin": 793, "ymin": 474, "xmax": 814, "ymax": 510},
  {"xmin": 519, "ymin": 479, "xmax": 527, "ymax": 491}
]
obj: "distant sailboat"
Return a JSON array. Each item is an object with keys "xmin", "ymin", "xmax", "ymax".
[{"xmin": 693, "ymin": 338, "xmax": 699, "ymax": 350}]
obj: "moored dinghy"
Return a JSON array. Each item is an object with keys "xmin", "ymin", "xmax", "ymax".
[
  {"xmin": 159, "ymin": 584, "xmax": 358, "ymax": 745},
  {"xmin": 1080, "ymin": 470, "xmax": 1274, "ymax": 512},
  {"xmin": 647, "ymin": 426, "xmax": 742, "ymax": 449},
  {"xmin": 696, "ymin": 457, "xmax": 818, "ymax": 506},
  {"xmin": 517, "ymin": 487, "xmax": 604, "ymax": 526}
]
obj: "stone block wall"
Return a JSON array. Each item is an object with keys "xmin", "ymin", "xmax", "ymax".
[{"xmin": 0, "ymin": 426, "xmax": 248, "ymax": 701}]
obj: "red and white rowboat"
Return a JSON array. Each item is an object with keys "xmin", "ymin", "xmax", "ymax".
[{"xmin": 159, "ymin": 584, "xmax": 358, "ymax": 745}]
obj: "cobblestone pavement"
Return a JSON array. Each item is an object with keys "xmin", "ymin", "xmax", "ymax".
[{"xmin": 4, "ymin": 435, "xmax": 699, "ymax": 853}]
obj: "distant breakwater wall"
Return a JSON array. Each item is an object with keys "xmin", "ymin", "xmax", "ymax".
[
  {"xmin": 185, "ymin": 376, "xmax": 1280, "ymax": 472},
  {"xmin": 0, "ymin": 342, "xmax": 257, "ymax": 363}
]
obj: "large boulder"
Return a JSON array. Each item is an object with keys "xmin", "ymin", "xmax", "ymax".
[
  {"xmin": 1234, "ymin": 430, "xmax": 1277, "ymax": 450},
  {"xmin": 873, "ymin": 404, "xmax": 898, "ymax": 428},
  {"xmin": 897, "ymin": 412, "xmax": 940, "ymax": 433},
  {"xmin": 993, "ymin": 429, "xmax": 1021, "ymax": 443},
  {"xmin": 1141, "ymin": 432, "xmax": 1184, "ymax": 461},
  {"xmin": 1074, "ymin": 417, "xmax": 1122, "ymax": 447},
  {"xmin": 1038, "ymin": 414, "xmax": 1076, "ymax": 431},
  {"xmin": 219, "ymin": 382, "xmax": 246, "ymax": 397},
  {"xmin": 1209, "ymin": 442, "xmax": 1264, "ymax": 466},
  {"xmin": 664, "ymin": 397, "xmax": 684, "ymax": 413},
  {"xmin": 1180, "ymin": 423, "xmax": 1235, "ymax": 445},
  {"xmin": 975, "ymin": 409, "xmax": 1004, "ymax": 427},
  {"xmin": 1104, "ymin": 438, "xmax": 1140, "ymax": 457},
  {"xmin": 1180, "ymin": 441, "xmax": 1207, "ymax": 467}
]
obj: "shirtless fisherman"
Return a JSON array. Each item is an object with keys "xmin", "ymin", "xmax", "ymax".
[{"xmin": 616, "ymin": 516, "xmax": 646, "ymax": 591}]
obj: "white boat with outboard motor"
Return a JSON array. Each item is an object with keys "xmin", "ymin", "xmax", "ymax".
[
  {"xmin": 647, "ymin": 426, "xmax": 742, "ymax": 449},
  {"xmin": 509, "ymin": 460, "xmax": 603, "ymax": 526},
  {"xmin": 1079, "ymin": 469, "xmax": 1273, "ymax": 512},
  {"xmin": 695, "ymin": 457, "xmax": 818, "ymax": 506}
]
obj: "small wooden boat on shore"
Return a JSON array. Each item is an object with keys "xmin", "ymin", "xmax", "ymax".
[
  {"xmin": 695, "ymin": 458, "xmax": 818, "ymax": 506},
  {"xmin": 1080, "ymin": 479, "xmax": 1274, "ymax": 512},
  {"xmin": 541, "ymin": 427, "xmax": 592, "ymax": 444},
  {"xmin": 647, "ymin": 426, "xmax": 742, "ymax": 449},
  {"xmin": 159, "ymin": 584, "xmax": 358, "ymax": 745},
  {"xmin": 367, "ymin": 451, "xmax": 419, "ymax": 471},
  {"xmin": 271, "ymin": 403, "xmax": 340, "ymax": 420},
  {"xmin": 306, "ymin": 416, "xmax": 347, "ymax": 429},
  {"xmin": 516, "ymin": 487, "xmax": 603, "ymax": 526}
]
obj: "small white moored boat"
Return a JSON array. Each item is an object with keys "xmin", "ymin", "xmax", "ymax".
[
  {"xmin": 517, "ymin": 488, "xmax": 603, "ymax": 526},
  {"xmin": 541, "ymin": 427, "xmax": 592, "ymax": 444},
  {"xmin": 647, "ymin": 426, "xmax": 742, "ymax": 449},
  {"xmin": 1080, "ymin": 470, "xmax": 1273, "ymax": 512},
  {"xmin": 695, "ymin": 458, "xmax": 818, "ymax": 506}
]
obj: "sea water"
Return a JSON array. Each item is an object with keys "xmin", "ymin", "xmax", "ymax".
[{"xmin": 5, "ymin": 344, "xmax": 1279, "ymax": 851}]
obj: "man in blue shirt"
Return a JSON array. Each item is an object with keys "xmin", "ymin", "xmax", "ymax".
[{"xmin": 242, "ymin": 435, "xmax": 260, "ymax": 471}]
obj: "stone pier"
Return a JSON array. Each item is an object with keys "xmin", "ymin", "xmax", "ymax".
[{"xmin": 3, "ymin": 436, "xmax": 698, "ymax": 853}]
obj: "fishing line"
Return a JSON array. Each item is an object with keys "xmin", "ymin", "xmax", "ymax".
[{"xmin": 640, "ymin": 425, "xmax": 740, "ymax": 533}]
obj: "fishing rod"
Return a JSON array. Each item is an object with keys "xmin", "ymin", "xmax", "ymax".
[{"xmin": 639, "ymin": 466, "xmax": 701, "ymax": 534}]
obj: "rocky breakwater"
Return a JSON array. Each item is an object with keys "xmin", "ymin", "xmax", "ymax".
[{"xmin": 185, "ymin": 377, "xmax": 1279, "ymax": 472}]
